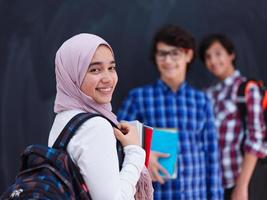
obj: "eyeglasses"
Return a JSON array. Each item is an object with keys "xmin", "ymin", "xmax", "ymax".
[{"xmin": 156, "ymin": 48, "xmax": 185, "ymax": 61}]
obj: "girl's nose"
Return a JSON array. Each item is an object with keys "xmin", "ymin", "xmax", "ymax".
[{"xmin": 101, "ymin": 71, "xmax": 112, "ymax": 83}]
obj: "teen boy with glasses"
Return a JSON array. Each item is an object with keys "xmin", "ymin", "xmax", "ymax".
[{"xmin": 117, "ymin": 25, "xmax": 223, "ymax": 200}]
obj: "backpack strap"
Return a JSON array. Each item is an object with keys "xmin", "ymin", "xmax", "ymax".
[
  {"xmin": 237, "ymin": 79, "xmax": 262, "ymax": 117},
  {"xmin": 52, "ymin": 112, "xmax": 124, "ymax": 169},
  {"xmin": 237, "ymin": 80, "xmax": 248, "ymax": 122},
  {"xmin": 237, "ymin": 79, "xmax": 265, "ymax": 151}
]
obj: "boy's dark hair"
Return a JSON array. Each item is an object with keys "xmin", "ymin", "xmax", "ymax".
[
  {"xmin": 199, "ymin": 33, "xmax": 236, "ymax": 63},
  {"xmin": 151, "ymin": 25, "xmax": 196, "ymax": 64}
]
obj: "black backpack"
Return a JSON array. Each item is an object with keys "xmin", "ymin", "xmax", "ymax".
[{"xmin": 1, "ymin": 113, "xmax": 124, "ymax": 200}]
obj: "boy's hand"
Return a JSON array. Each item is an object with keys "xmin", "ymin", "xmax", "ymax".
[{"xmin": 148, "ymin": 151, "xmax": 170, "ymax": 184}]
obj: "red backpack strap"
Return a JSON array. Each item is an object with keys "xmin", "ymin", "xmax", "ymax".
[
  {"xmin": 244, "ymin": 80, "xmax": 260, "ymax": 98},
  {"xmin": 237, "ymin": 79, "xmax": 261, "ymax": 103},
  {"xmin": 243, "ymin": 79, "xmax": 266, "ymax": 108},
  {"xmin": 237, "ymin": 79, "xmax": 261, "ymax": 129},
  {"xmin": 237, "ymin": 78, "xmax": 266, "ymax": 125}
]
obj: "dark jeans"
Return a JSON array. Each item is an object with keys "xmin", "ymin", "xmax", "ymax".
[{"xmin": 248, "ymin": 159, "xmax": 267, "ymax": 200}]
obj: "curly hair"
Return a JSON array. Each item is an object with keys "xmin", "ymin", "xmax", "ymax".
[{"xmin": 151, "ymin": 25, "xmax": 196, "ymax": 65}]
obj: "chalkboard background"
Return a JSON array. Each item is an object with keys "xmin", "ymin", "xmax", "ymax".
[{"xmin": 1, "ymin": 0, "xmax": 267, "ymax": 196}]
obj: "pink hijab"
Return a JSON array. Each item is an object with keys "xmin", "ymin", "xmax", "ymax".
[{"xmin": 54, "ymin": 33, "xmax": 153, "ymax": 199}]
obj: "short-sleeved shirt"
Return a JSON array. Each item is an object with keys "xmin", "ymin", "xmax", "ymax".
[{"xmin": 117, "ymin": 79, "xmax": 223, "ymax": 200}]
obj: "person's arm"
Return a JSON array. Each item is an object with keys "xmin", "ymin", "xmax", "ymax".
[
  {"xmin": 203, "ymin": 97, "xmax": 224, "ymax": 200},
  {"xmin": 243, "ymin": 84, "xmax": 266, "ymax": 157},
  {"xmin": 231, "ymin": 153, "xmax": 257, "ymax": 200},
  {"xmin": 232, "ymin": 84, "xmax": 266, "ymax": 200},
  {"xmin": 68, "ymin": 117, "xmax": 145, "ymax": 200}
]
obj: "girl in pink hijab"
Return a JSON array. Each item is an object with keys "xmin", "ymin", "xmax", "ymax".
[{"xmin": 48, "ymin": 33, "xmax": 153, "ymax": 199}]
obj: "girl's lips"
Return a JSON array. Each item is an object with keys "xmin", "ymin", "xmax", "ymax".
[{"xmin": 96, "ymin": 87, "xmax": 113, "ymax": 93}]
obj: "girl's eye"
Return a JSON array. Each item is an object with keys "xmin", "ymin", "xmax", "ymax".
[
  {"xmin": 109, "ymin": 66, "xmax": 117, "ymax": 71},
  {"xmin": 88, "ymin": 68, "xmax": 101, "ymax": 73}
]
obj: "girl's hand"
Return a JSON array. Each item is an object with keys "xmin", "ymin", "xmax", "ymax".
[{"xmin": 113, "ymin": 122, "xmax": 140, "ymax": 147}]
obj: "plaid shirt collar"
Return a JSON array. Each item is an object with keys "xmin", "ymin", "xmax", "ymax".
[{"xmin": 211, "ymin": 70, "xmax": 241, "ymax": 92}]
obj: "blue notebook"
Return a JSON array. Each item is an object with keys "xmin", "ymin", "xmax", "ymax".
[{"xmin": 151, "ymin": 128, "xmax": 179, "ymax": 179}]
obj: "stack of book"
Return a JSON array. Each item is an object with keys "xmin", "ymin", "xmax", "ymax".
[
  {"xmin": 127, "ymin": 120, "xmax": 153, "ymax": 167},
  {"xmin": 127, "ymin": 121, "xmax": 179, "ymax": 180}
]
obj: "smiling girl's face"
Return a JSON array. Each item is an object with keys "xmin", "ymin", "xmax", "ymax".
[{"xmin": 80, "ymin": 45, "xmax": 118, "ymax": 104}]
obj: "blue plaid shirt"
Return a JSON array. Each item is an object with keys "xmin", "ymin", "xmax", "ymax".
[{"xmin": 117, "ymin": 79, "xmax": 223, "ymax": 200}]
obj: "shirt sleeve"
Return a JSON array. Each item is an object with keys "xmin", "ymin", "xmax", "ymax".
[
  {"xmin": 67, "ymin": 116, "xmax": 145, "ymax": 200},
  {"xmin": 117, "ymin": 90, "xmax": 140, "ymax": 121},
  {"xmin": 244, "ymin": 84, "xmax": 267, "ymax": 157},
  {"xmin": 203, "ymin": 96, "xmax": 224, "ymax": 200}
]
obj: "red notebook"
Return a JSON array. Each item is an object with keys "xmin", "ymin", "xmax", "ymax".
[{"xmin": 143, "ymin": 125, "xmax": 153, "ymax": 167}]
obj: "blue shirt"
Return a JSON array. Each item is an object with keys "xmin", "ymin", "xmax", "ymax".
[{"xmin": 117, "ymin": 79, "xmax": 223, "ymax": 200}]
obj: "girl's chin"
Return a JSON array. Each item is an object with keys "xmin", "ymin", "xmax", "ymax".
[{"xmin": 95, "ymin": 96, "xmax": 112, "ymax": 104}]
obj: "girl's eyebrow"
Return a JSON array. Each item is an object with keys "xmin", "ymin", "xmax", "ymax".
[{"xmin": 89, "ymin": 61, "xmax": 116, "ymax": 67}]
